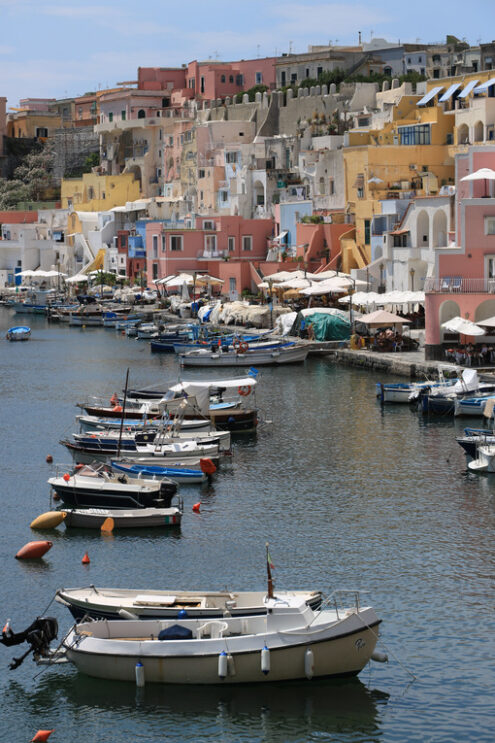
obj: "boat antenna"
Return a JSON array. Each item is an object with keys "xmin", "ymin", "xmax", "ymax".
[
  {"xmin": 266, "ymin": 542, "xmax": 274, "ymax": 599},
  {"xmin": 117, "ymin": 368, "xmax": 130, "ymax": 458}
]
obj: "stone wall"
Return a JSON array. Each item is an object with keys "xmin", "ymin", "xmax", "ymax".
[{"xmin": 50, "ymin": 126, "xmax": 99, "ymax": 181}]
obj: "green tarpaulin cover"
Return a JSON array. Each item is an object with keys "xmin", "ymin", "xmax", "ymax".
[{"xmin": 292, "ymin": 312, "xmax": 350, "ymax": 341}]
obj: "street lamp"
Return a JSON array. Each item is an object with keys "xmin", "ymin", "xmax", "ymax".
[
  {"xmin": 410, "ymin": 268, "xmax": 415, "ymax": 291},
  {"xmin": 267, "ymin": 278, "xmax": 274, "ymax": 329},
  {"xmin": 347, "ymin": 277, "xmax": 356, "ymax": 337}
]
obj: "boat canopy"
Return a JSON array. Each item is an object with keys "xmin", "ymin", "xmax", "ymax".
[{"xmin": 164, "ymin": 377, "xmax": 258, "ymax": 414}]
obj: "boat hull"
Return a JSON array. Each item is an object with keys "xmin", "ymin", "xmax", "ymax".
[
  {"xmin": 179, "ymin": 346, "xmax": 308, "ymax": 367},
  {"xmin": 62, "ymin": 507, "xmax": 181, "ymax": 529},
  {"xmin": 65, "ymin": 611, "xmax": 380, "ymax": 684}
]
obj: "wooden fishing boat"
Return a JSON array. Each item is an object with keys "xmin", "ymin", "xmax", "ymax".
[
  {"xmin": 55, "ymin": 586, "xmax": 323, "ymax": 621},
  {"xmin": 54, "ymin": 591, "xmax": 381, "ymax": 684},
  {"xmin": 179, "ymin": 344, "xmax": 308, "ymax": 367},
  {"xmin": 110, "ymin": 460, "xmax": 207, "ymax": 484},
  {"xmin": 61, "ymin": 438, "xmax": 220, "ymax": 466},
  {"xmin": 61, "ymin": 506, "xmax": 182, "ymax": 529},
  {"xmin": 6, "ymin": 326, "xmax": 31, "ymax": 341}
]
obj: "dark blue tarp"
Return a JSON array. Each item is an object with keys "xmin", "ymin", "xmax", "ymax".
[{"xmin": 158, "ymin": 624, "xmax": 193, "ymax": 641}]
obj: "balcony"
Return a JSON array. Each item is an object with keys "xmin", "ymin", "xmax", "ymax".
[
  {"xmin": 425, "ymin": 277, "xmax": 495, "ymax": 293},
  {"xmin": 196, "ymin": 249, "xmax": 227, "ymax": 260}
]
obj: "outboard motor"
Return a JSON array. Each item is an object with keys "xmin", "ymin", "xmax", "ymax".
[
  {"xmin": 158, "ymin": 479, "xmax": 177, "ymax": 507},
  {"xmin": 1, "ymin": 616, "xmax": 58, "ymax": 670}
]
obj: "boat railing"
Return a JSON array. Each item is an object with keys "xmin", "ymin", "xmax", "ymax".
[{"xmin": 319, "ymin": 589, "xmax": 368, "ymax": 620}]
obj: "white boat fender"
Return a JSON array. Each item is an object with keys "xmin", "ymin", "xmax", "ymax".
[
  {"xmin": 227, "ymin": 653, "xmax": 236, "ymax": 676},
  {"xmin": 135, "ymin": 661, "xmax": 145, "ymax": 687},
  {"xmin": 261, "ymin": 645, "xmax": 270, "ymax": 675},
  {"xmin": 371, "ymin": 650, "xmax": 388, "ymax": 663},
  {"xmin": 218, "ymin": 651, "xmax": 228, "ymax": 679},
  {"xmin": 304, "ymin": 647, "xmax": 314, "ymax": 680},
  {"xmin": 118, "ymin": 609, "xmax": 140, "ymax": 621}
]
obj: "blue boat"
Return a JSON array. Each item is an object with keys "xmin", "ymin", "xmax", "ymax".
[
  {"xmin": 6, "ymin": 326, "xmax": 31, "ymax": 341},
  {"xmin": 110, "ymin": 460, "xmax": 206, "ymax": 484}
]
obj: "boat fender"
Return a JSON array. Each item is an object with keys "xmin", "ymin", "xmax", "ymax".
[
  {"xmin": 15, "ymin": 541, "xmax": 53, "ymax": 560},
  {"xmin": 63, "ymin": 473, "xmax": 71, "ymax": 482},
  {"xmin": 227, "ymin": 653, "xmax": 236, "ymax": 676},
  {"xmin": 261, "ymin": 645, "xmax": 270, "ymax": 675},
  {"xmin": 118, "ymin": 609, "xmax": 139, "ymax": 621},
  {"xmin": 218, "ymin": 650, "xmax": 228, "ymax": 679},
  {"xmin": 135, "ymin": 661, "xmax": 145, "ymax": 687},
  {"xmin": 304, "ymin": 647, "xmax": 314, "ymax": 679},
  {"xmin": 199, "ymin": 458, "xmax": 216, "ymax": 475},
  {"xmin": 113, "ymin": 405, "xmax": 123, "ymax": 413},
  {"xmin": 177, "ymin": 610, "xmax": 188, "ymax": 619},
  {"xmin": 371, "ymin": 650, "xmax": 388, "ymax": 663}
]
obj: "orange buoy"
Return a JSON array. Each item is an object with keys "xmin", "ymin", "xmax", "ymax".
[
  {"xmin": 82, "ymin": 551, "xmax": 90, "ymax": 565},
  {"xmin": 100, "ymin": 517, "xmax": 114, "ymax": 533},
  {"xmin": 31, "ymin": 730, "xmax": 55, "ymax": 742},
  {"xmin": 113, "ymin": 405, "xmax": 123, "ymax": 413},
  {"xmin": 63, "ymin": 473, "xmax": 71, "ymax": 482},
  {"xmin": 15, "ymin": 541, "xmax": 53, "ymax": 560},
  {"xmin": 45, "ymin": 455, "xmax": 53, "ymax": 463},
  {"xmin": 192, "ymin": 502, "xmax": 201, "ymax": 513},
  {"xmin": 75, "ymin": 463, "xmax": 84, "ymax": 470}
]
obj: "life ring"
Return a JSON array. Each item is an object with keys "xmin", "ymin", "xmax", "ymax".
[
  {"xmin": 235, "ymin": 340, "xmax": 249, "ymax": 354},
  {"xmin": 238, "ymin": 385, "xmax": 251, "ymax": 396}
]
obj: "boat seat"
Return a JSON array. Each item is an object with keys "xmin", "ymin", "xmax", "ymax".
[{"xmin": 196, "ymin": 620, "xmax": 229, "ymax": 639}]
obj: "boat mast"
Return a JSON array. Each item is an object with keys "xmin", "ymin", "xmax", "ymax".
[
  {"xmin": 266, "ymin": 542, "xmax": 274, "ymax": 599},
  {"xmin": 117, "ymin": 368, "xmax": 130, "ymax": 458}
]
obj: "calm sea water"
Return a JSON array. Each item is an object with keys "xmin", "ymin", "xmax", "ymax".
[{"xmin": 0, "ymin": 307, "xmax": 493, "ymax": 743}]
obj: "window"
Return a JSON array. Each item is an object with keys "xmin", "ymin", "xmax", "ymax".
[
  {"xmin": 242, "ymin": 235, "xmax": 252, "ymax": 251},
  {"xmin": 228, "ymin": 236, "xmax": 235, "ymax": 252},
  {"xmin": 152, "ymin": 235, "xmax": 158, "ymax": 258},
  {"xmin": 205, "ymin": 234, "xmax": 217, "ymax": 253},
  {"xmin": 120, "ymin": 235, "xmax": 127, "ymax": 248},
  {"xmin": 78, "ymin": 107, "xmax": 83, "ymax": 119},
  {"xmin": 203, "ymin": 220, "xmax": 215, "ymax": 229},
  {"xmin": 236, "ymin": 74, "xmax": 243, "ymax": 85},
  {"xmin": 162, "ymin": 97, "xmax": 169, "ymax": 108},
  {"xmin": 226, "ymin": 151, "xmax": 238, "ymax": 163},
  {"xmin": 487, "ymin": 256, "xmax": 495, "ymax": 278},
  {"xmin": 291, "ymin": 73, "xmax": 297, "ymax": 83},
  {"xmin": 220, "ymin": 191, "xmax": 228, "ymax": 202},
  {"xmin": 281, "ymin": 71, "xmax": 286, "ymax": 85},
  {"xmin": 36, "ymin": 127, "xmax": 48, "ymax": 137},
  {"xmin": 317, "ymin": 66, "xmax": 323, "ymax": 77},
  {"xmin": 256, "ymin": 72, "xmax": 263, "ymax": 84},
  {"xmin": 198, "ymin": 169, "xmax": 205, "ymax": 178},
  {"xmin": 108, "ymin": 112, "xmax": 113, "ymax": 122},
  {"xmin": 121, "ymin": 110, "xmax": 126, "ymax": 120},
  {"xmin": 329, "ymin": 178, "xmax": 335, "ymax": 195},
  {"xmin": 229, "ymin": 75, "xmax": 234, "ymax": 83},
  {"xmin": 152, "ymin": 263, "xmax": 158, "ymax": 280},
  {"xmin": 364, "ymin": 219, "xmax": 371, "ymax": 245},
  {"xmin": 200, "ymin": 76, "xmax": 205, "ymax": 93},
  {"xmin": 161, "ymin": 235, "xmax": 166, "ymax": 252},
  {"xmin": 398, "ymin": 124, "xmax": 431, "ymax": 145},
  {"xmin": 221, "ymin": 75, "xmax": 226, "ymax": 83},
  {"xmin": 170, "ymin": 235, "xmax": 183, "ymax": 251},
  {"xmin": 137, "ymin": 109, "xmax": 146, "ymax": 119},
  {"xmin": 229, "ymin": 277, "xmax": 237, "ymax": 293},
  {"xmin": 485, "ymin": 217, "xmax": 495, "ymax": 235},
  {"xmin": 169, "ymin": 136, "xmax": 173, "ymax": 145},
  {"xmin": 305, "ymin": 68, "xmax": 310, "ymax": 78}
]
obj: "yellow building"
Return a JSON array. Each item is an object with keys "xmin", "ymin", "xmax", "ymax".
[
  {"xmin": 61, "ymin": 172, "xmax": 141, "ymax": 211},
  {"xmin": 7, "ymin": 110, "xmax": 61, "ymax": 140},
  {"xmin": 342, "ymin": 102, "xmax": 455, "ymax": 270}
]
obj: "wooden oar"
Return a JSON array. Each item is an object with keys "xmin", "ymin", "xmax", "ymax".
[{"xmin": 100, "ymin": 517, "xmax": 114, "ymax": 533}]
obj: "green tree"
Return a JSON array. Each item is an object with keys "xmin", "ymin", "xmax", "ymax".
[{"xmin": 10, "ymin": 144, "xmax": 54, "ymax": 201}]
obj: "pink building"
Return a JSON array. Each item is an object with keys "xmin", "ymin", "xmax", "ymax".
[
  {"xmin": 186, "ymin": 57, "xmax": 277, "ymax": 101},
  {"xmin": 425, "ymin": 145, "xmax": 495, "ymax": 359},
  {"xmin": 138, "ymin": 67, "xmax": 187, "ymax": 93},
  {"xmin": 145, "ymin": 216, "xmax": 274, "ymax": 296}
]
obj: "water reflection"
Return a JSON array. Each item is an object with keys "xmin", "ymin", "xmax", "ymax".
[{"xmin": 8, "ymin": 671, "xmax": 389, "ymax": 742}]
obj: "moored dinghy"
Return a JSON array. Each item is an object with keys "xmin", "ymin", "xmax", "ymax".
[{"xmin": 6, "ymin": 326, "xmax": 31, "ymax": 341}]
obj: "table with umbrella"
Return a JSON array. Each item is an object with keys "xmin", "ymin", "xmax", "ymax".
[
  {"xmin": 441, "ymin": 316, "xmax": 487, "ymax": 365},
  {"xmin": 358, "ymin": 310, "xmax": 413, "ymax": 351}
]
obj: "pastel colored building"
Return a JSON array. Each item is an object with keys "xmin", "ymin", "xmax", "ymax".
[
  {"xmin": 145, "ymin": 215, "xmax": 274, "ymax": 295},
  {"xmin": 186, "ymin": 57, "xmax": 277, "ymax": 101},
  {"xmin": 61, "ymin": 172, "xmax": 141, "ymax": 211},
  {"xmin": 424, "ymin": 146, "xmax": 495, "ymax": 359}
]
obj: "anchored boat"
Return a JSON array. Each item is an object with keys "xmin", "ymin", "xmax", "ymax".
[{"xmin": 6, "ymin": 326, "xmax": 31, "ymax": 341}]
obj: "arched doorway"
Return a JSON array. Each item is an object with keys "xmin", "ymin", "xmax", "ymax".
[
  {"xmin": 457, "ymin": 123, "xmax": 469, "ymax": 145},
  {"xmin": 432, "ymin": 210, "xmax": 447, "ymax": 248},
  {"xmin": 253, "ymin": 180, "xmax": 265, "ymax": 207},
  {"xmin": 474, "ymin": 120, "xmax": 484, "ymax": 143},
  {"xmin": 439, "ymin": 299, "xmax": 461, "ymax": 341}
]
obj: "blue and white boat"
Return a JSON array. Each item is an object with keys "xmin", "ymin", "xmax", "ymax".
[
  {"xmin": 110, "ymin": 460, "xmax": 207, "ymax": 484},
  {"xmin": 6, "ymin": 326, "xmax": 31, "ymax": 341},
  {"xmin": 454, "ymin": 395, "xmax": 495, "ymax": 417}
]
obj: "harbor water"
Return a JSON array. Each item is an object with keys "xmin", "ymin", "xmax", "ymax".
[{"xmin": 0, "ymin": 307, "xmax": 493, "ymax": 742}]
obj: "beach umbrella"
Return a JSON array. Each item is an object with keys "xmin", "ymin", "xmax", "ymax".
[
  {"xmin": 441, "ymin": 316, "xmax": 485, "ymax": 336},
  {"xmin": 278, "ymin": 277, "xmax": 314, "ymax": 289},
  {"xmin": 460, "ymin": 167, "xmax": 495, "ymax": 197},
  {"xmin": 195, "ymin": 274, "xmax": 224, "ymax": 286},
  {"xmin": 17, "ymin": 269, "xmax": 35, "ymax": 277},
  {"xmin": 476, "ymin": 316, "xmax": 495, "ymax": 328},
  {"xmin": 358, "ymin": 309, "xmax": 412, "ymax": 327}
]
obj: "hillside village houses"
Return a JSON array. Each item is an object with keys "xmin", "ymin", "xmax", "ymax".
[{"xmin": 1, "ymin": 36, "xmax": 495, "ymax": 357}]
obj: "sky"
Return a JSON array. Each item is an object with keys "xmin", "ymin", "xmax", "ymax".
[{"xmin": 0, "ymin": 0, "xmax": 493, "ymax": 107}]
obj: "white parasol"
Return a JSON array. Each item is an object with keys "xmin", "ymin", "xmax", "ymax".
[{"xmin": 441, "ymin": 316, "xmax": 485, "ymax": 336}]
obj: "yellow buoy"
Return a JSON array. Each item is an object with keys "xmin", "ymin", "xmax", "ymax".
[{"xmin": 30, "ymin": 511, "xmax": 66, "ymax": 530}]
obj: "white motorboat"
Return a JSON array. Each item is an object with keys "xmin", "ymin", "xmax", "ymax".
[
  {"xmin": 56, "ymin": 590, "xmax": 382, "ymax": 684},
  {"xmin": 61, "ymin": 506, "xmax": 182, "ymax": 529},
  {"xmin": 179, "ymin": 344, "xmax": 309, "ymax": 367},
  {"xmin": 467, "ymin": 443, "xmax": 495, "ymax": 472},
  {"xmin": 62, "ymin": 438, "xmax": 220, "ymax": 465},
  {"xmin": 55, "ymin": 586, "xmax": 323, "ymax": 621}
]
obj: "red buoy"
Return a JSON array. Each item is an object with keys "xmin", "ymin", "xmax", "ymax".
[
  {"xmin": 82, "ymin": 551, "xmax": 90, "ymax": 565},
  {"xmin": 45, "ymin": 455, "xmax": 53, "ymax": 463},
  {"xmin": 63, "ymin": 473, "xmax": 71, "ymax": 482},
  {"xmin": 16, "ymin": 541, "xmax": 53, "ymax": 560},
  {"xmin": 192, "ymin": 502, "xmax": 201, "ymax": 513},
  {"xmin": 31, "ymin": 730, "xmax": 55, "ymax": 742}
]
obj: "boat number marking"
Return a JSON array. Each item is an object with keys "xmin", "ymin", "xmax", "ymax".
[{"xmin": 355, "ymin": 638, "xmax": 366, "ymax": 651}]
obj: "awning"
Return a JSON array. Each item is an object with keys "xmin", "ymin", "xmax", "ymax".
[
  {"xmin": 473, "ymin": 77, "xmax": 495, "ymax": 93},
  {"xmin": 439, "ymin": 83, "xmax": 461, "ymax": 102},
  {"xmin": 417, "ymin": 86, "xmax": 443, "ymax": 106},
  {"xmin": 272, "ymin": 231, "xmax": 288, "ymax": 242},
  {"xmin": 458, "ymin": 79, "xmax": 479, "ymax": 98}
]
